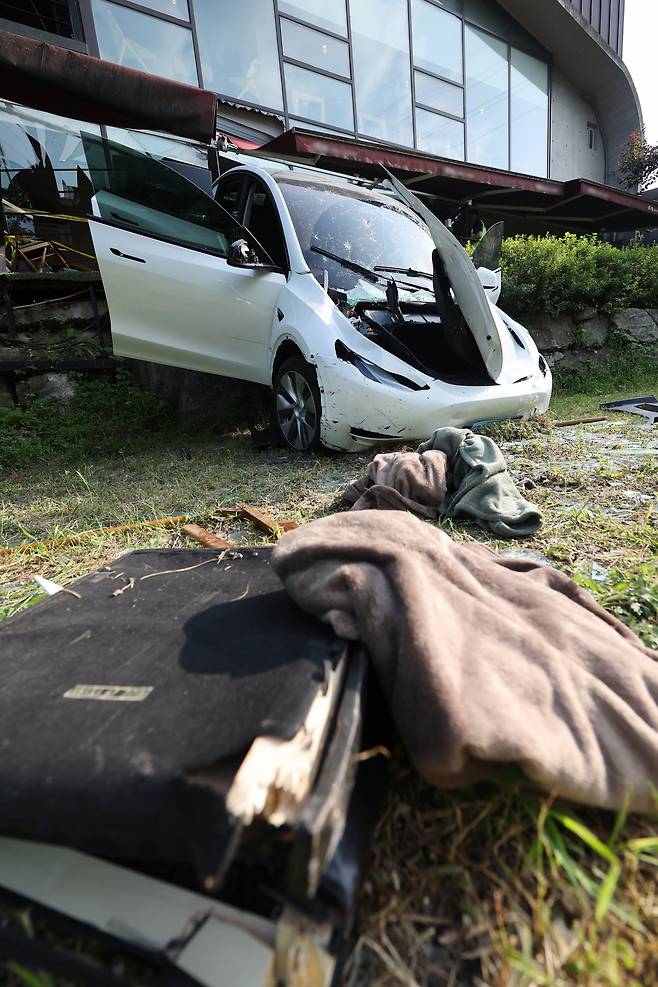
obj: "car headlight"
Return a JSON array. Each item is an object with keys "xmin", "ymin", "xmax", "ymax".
[{"xmin": 335, "ymin": 341, "xmax": 428, "ymax": 391}]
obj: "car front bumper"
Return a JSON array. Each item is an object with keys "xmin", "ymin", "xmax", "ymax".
[{"xmin": 316, "ymin": 358, "xmax": 552, "ymax": 451}]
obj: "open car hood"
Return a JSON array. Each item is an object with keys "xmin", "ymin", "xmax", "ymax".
[{"xmin": 385, "ymin": 173, "xmax": 506, "ymax": 383}]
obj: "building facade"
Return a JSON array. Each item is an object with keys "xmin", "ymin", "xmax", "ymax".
[
  {"xmin": 569, "ymin": 0, "xmax": 625, "ymax": 55},
  {"xmin": 0, "ymin": 0, "xmax": 642, "ymax": 188}
]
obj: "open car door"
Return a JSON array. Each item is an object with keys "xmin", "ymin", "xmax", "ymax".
[{"xmin": 82, "ymin": 134, "xmax": 286, "ymax": 384}]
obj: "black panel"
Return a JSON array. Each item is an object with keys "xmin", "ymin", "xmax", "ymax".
[{"xmin": 0, "ymin": 548, "xmax": 342, "ymax": 881}]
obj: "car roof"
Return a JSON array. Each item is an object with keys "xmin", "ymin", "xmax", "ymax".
[
  {"xmin": 270, "ymin": 168, "xmax": 411, "ymax": 208},
  {"xmin": 217, "ymin": 147, "xmax": 381, "ymax": 194}
]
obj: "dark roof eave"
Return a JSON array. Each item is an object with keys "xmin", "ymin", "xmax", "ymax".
[{"xmin": 260, "ymin": 129, "xmax": 658, "ymax": 231}]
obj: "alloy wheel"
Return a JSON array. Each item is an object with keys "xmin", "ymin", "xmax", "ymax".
[{"xmin": 276, "ymin": 370, "xmax": 318, "ymax": 451}]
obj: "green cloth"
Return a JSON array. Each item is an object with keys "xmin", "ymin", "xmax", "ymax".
[{"xmin": 416, "ymin": 427, "xmax": 541, "ymax": 538}]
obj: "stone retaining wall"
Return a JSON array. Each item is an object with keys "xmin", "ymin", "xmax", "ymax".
[{"xmin": 524, "ymin": 307, "xmax": 658, "ymax": 373}]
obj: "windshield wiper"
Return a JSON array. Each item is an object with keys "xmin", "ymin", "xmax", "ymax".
[
  {"xmin": 311, "ymin": 245, "xmax": 422, "ymax": 292},
  {"xmin": 375, "ymin": 265, "xmax": 433, "ymax": 280},
  {"xmin": 311, "ymin": 245, "xmax": 381, "ymax": 284}
]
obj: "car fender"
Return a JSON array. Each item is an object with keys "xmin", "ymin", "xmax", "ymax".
[{"xmin": 270, "ymin": 272, "xmax": 434, "ymax": 387}]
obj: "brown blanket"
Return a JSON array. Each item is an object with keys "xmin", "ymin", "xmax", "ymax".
[
  {"xmin": 343, "ymin": 450, "xmax": 449, "ymax": 518},
  {"xmin": 343, "ymin": 427, "xmax": 541, "ymax": 538},
  {"xmin": 272, "ymin": 511, "xmax": 658, "ymax": 813}
]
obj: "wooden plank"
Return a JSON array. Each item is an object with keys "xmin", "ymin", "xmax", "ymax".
[
  {"xmin": 239, "ymin": 504, "xmax": 279, "ymax": 535},
  {"xmin": 181, "ymin": 523, "xmax": 233, "ymax": 549},
  {"xmin": 239, "ymin": 504, "xmax": 299, "ymax": 536}
]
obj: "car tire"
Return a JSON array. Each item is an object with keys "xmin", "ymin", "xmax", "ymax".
[{"xmin": 273, "ymin": 357, "xmax": 322, "ymax": 453}]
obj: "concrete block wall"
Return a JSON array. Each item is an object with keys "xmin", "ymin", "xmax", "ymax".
[{"xmin": 525, "ymin": 307, "xmax": 658, "ymax": 373}]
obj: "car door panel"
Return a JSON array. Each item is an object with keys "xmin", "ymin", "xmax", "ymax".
[
  {"xmin": 82, "ymin": 135, "xmax": 284, "ymax": 382},
  {"xmin": 89, "ymin": 218, "xmax": 284, "ymax": 382}
]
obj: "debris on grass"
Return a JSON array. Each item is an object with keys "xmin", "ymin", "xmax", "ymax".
[{"xmin": 1, "ymin": 368, "xmax": 657, "ymax": 985}]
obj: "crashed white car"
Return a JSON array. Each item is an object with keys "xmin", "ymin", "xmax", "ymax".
[{"xmin": 84, "ymin": 136, "xmax": 552, "ymax": 452}]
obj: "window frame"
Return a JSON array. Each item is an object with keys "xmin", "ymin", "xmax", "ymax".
[
  {"xmin": 242, "ymin": 174, "xmax": 291, "ymax": 273},
  {"xmin": 76, "ymin": 0, "xmax": 552, "ymax": 178},
  {"xmin": 83, "ymin": 135, "xmax": 275, "ymax": 262},
  {"xmin": 214, "ymin": 171, "xmax": 250, "ymax": 225}
]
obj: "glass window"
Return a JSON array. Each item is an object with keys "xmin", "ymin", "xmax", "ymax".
[
  {"xmin": 0, "ymin": 101, "xmax": 101, "ymax": 215},
  {"xmin": 81, "ymin": 135, "xmax": 260, "ymax": 258},
  {"xmin": 276, "ymin": 175, "xmax": 435, "ymax": 291},
  {"xmin": 510, "ymin": 48, "xmax": 548, "ymax": 177},
  {"xmin": 132, "ymin": 0, "xmax": 189, "ymax": 17},
  {"xmin": 278, "ymin": 0, "xmax": 347, "ymax": 36},
  {"xmin": 463, "ymin": 0, "xmax": 546, "ymax": 56},
  {"xmin": 281, "ymin": 19, "xmax": 350, "ymax": 77},
  {"xmin": 416, "ymin": 108, "xmax": 464, "ymax": 159},
  {"xmin": 0, "ymin": 0, "xmax": 76, "ymax": 38},
  {"xmin": 284, "ymin": 63, "xmax": 354, "ymax": 130},
  {"xmin": 465, "ymin": 25, "xmax": 508, "ymax": 169},
  {"xmin": 195, "ymin": 0, "xmax": 283, "ymax": 111},
  {"xmin": 350, "ymin": 0, "xmax": 413, "ymax": 146},
  {"xmin": 215, "ymin": 173, "xmax": 247, "ymax": 222},
  {"xmin": 91, "ymin": 0, "xmax": 197, "ymax": 85},
  {"xmin": 289, "ymin": 117, "xmax": 354, "ymax": 136},
  {"xmin": 431, "ymin": 0, "xmax": 462, "ymax": 12},
  {"xmin": 244, "ymin": 180, "xmax": 288, "ymax": 268},
  {"xmin": 414, "ymin": 72, "xmax": 463, "ymax": 117},
  {"xmin": 411, "ymin": 0, "xmax": 463, "ymax": 83},
  {"xmin": 105, "ymin": 128, "xmax": 213, "ymax": 170},
  {"xmin": 463, "ymin": 0, "xmax": 510, "ymax": 36}
]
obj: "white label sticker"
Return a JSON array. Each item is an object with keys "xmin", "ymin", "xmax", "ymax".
[{"xmin": 63, "ymin": 684, "xmax": 153, "ymax": 702}]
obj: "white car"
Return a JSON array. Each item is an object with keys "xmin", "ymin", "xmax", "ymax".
[{"xmin": 83, "ymin": 135, "xmax": 551, "ymax": 453}]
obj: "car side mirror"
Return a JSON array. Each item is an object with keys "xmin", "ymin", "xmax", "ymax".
[{"xmin": 227, "ymin": 238, "xmax": 258, "ymax": 267}]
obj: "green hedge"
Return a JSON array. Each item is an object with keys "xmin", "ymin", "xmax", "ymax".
[{"xmin": 499, "ymin": 233, "xmax": 658, "ymax": 318}]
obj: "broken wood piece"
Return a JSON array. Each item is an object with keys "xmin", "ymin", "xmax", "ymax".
[
  {"xmin": 226, "ymin": 656, "xmax": 347, "ymax": 828},
  {"xmin": 181, "ymin": 523, "xmax": 233, "ymax": 549},
  {"xmin": 553, "ymin": 416, "xmax": 609, "ymax": 428},
  {"xmin": 239, "ymin": 504, "xmax": 299, "ymax": 536},
  {"xmin": 214, "ymin": 506, "xmax": 299, "ymax": 534},
  {"xmin": 239, "ymin": 504, "xmax": 281, "ymax": 535}
]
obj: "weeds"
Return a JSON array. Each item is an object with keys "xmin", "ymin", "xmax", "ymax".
[{"xmin": 0, "ymin": 368, "xmax": 170, "ymax": 471}]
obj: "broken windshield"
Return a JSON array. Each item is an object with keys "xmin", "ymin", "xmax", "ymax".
[{"xmin": 276, "ymin": 175, "xmax": 436, "ymax": 293}]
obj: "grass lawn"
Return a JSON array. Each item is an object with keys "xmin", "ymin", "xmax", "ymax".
[{"xmin": 1, "ymin": 356, "xmax": 658, "ymax": 986}]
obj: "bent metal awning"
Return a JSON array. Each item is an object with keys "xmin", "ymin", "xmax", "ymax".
[
  {"xmin": 0, "ymin": 28, "xmax": 216, "ymax": 144},
  {"xmin": 261, "ymin": 129, "xmax": 658, "ymax": 233}
]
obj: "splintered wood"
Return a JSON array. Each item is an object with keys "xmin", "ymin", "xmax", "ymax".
[{"xmin": 226, "ymin": 658, "xmax": 346, "ymax": 828}]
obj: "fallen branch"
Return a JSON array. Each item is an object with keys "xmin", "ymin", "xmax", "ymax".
[
  {"xmin": 553, "ymin": 417, "xmax": 609, "ymax": 428},
  {"xmin": 0, "ymin": 515, "xmax": 190, "ymax": 557}
]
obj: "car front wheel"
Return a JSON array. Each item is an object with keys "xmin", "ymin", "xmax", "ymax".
[{"xmin": 274, "ymin": 357, "xmax": 322, "ymax": 452}]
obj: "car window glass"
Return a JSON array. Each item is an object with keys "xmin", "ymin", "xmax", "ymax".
[
  {"xmin": 215, "ymin": 175, "xmax": 246, "ymax": 222},
  {"xmin": 244, "ymin": 181, "xmax": 287, "ymax": 269},
  {"xmin": 277, "ymin": 177, "xmax": 434, "ymax": 290},
  {"xmin": 81, "ymin": 134, "xmax": 254, "ymax": 259}
]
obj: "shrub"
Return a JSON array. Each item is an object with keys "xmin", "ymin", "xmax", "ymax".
[{"xmin": 498, "ymin": 232, "xmax": 658, "ymax": 318}]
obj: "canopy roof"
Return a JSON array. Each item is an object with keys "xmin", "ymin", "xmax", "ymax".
[
  {"xmin": 0, "ymin": 28, "xmax": 216, "ymax": 143},
  {"xmin": 262, "ymin": 129, "xmax": 658, "ymax": 233}
]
